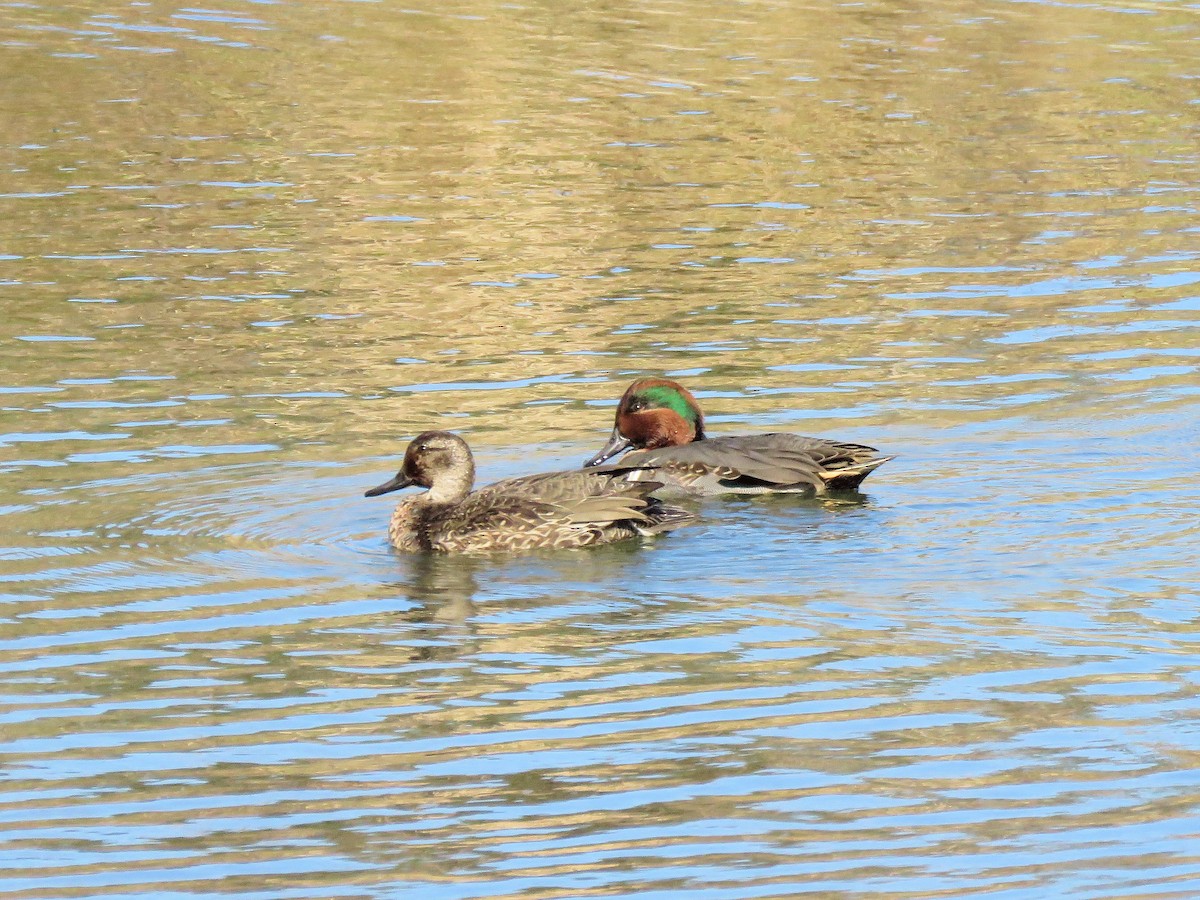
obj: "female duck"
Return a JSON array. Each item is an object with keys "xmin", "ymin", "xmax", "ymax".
[
  {"xmin": 366, "ymin": 430, "xmax": 692, "ymax": 553},
  {"xmin": 584, "ymin": 378, "xmax": 892, "ymax": 495}
]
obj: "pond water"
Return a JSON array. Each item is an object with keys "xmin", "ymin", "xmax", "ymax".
[{"xmin": 2, "ymin": 0, "xmax": 1200, "ymax": 896}]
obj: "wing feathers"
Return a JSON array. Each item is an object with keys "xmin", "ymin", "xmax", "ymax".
[{"xmin": 624, "ymin": 433, "xmax": 890, "ymax": 493}]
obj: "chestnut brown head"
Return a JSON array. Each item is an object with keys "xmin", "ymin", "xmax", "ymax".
[{"xmin": 584, "ymin": 378, "xmax": 705, "ymax": 466}]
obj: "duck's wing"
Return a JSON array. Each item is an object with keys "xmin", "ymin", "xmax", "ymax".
[
  {"xmin": 626, "ymin": 433, "xmax": 892, "ymax": 492},
  {"xmin": 542, "ymin": 483, "xmax": 694, "ymax": 537},
  {"xmin": 440, "ymin": 469, "xmax": 690, "ymax": 551},
  {"xmin": 482, "ymin": 465, "xmax": 662, "ymax": 505}
]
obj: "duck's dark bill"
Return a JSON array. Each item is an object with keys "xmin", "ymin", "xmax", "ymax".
[
  {"xmin": 584, "ymin": 428, "xmax": 631, "ymax": 467},
  {"xmin": 364, "ymin": 474, "xmax": 413, "ymax": 497}
]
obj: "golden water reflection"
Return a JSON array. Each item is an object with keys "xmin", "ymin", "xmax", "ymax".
[{"xmin": 2, "ymin": 0, "xmax": 1199, "ymax": 896}]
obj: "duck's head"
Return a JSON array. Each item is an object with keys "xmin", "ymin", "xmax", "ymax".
[
  {"xmin": 365, "ymin": 430, "xmax": 475, "ymax": 502},
  {"xmin": 584, "ymin": 377, "xmax": 705, "ymax": 466}
]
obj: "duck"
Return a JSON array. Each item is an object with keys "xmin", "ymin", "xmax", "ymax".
[
  {"xmin": 365, "ymin": 430, "xmax": 693, "ymax": 553},
  {"xmin": 583, "ymin": 377, "xmax": 892, "ymax": 495}
]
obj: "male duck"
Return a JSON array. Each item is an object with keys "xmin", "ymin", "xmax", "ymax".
[
  {"xmin": 584, "ymin": 378, "xmax": 892, "ymax": 495},
  {"xmin": 366, "ymin": 430, "xmax": 693, "ymax": 553}
]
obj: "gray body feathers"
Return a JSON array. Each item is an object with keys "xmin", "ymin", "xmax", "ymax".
[{"xmin": 619, "ymin": 433, "xmax": 892, "ymax": 495}]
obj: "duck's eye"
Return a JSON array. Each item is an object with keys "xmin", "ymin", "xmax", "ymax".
[{"xmin": 628, "ymin": 399, "xmax": 645, "ymax": 412}]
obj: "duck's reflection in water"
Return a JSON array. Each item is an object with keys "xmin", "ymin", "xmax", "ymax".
[
  {"xmin": 398, "ymin": 552, "xmax": 484, "ymax": 630},
  {"xmin": 390, "ymin": 534, "xmax": 679, "ymax": 629}
]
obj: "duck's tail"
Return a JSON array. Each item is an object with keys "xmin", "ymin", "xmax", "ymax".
[
  {"xmin": 818, "ymin": 455, "xmax": 895, "ymax": 491},
  {"xmin": 635, "ymin": 497, "xmax": 696, "ymax": 535}
]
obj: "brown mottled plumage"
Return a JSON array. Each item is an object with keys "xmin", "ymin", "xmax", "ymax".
[
  {"xmin": 365, "ymin": 431, "xmax": 693, "ymax": 554},
  {"xmin": 584, "ymin": 378, "xmax": 892, "ymax": 495}
]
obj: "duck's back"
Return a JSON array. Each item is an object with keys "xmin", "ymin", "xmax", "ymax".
[
  {"xmin": 622, "ymin": 433, "xmax": 891, "ymax": 495},
  {"xmin": 412, "ymin": 467, "xmax": 690, "ymax": 553}
]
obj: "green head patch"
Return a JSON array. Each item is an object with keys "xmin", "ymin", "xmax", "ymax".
[{"xmin": 634, "ymin": 385, "xmax": 700, "ymax": 425}]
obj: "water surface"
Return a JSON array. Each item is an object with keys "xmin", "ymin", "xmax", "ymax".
[{"xmin": 2, "ymin": 0, "xmax": 1200, "ymax": 897}]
